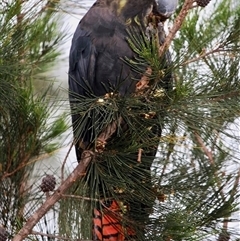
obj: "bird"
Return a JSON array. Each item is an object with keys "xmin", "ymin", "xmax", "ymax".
[{"xmin": 68, "ymin": 0, "xmax": 177, "ymax": 240}]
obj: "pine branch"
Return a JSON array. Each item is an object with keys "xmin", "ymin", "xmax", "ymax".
[
  {"xmin": 194, "ymin": 131, "xmax": 240, "ymax": 236},
  {"xmin": 12, "ymin": 150, "xmax": 92, "ymax": 241},
  {"xmin": 210, "ymin": 90, "xmax": 240, "ymax": 102},
  {"xmin": 181, "ymin": 44, "xmax": 224, "ymax": 65},
  {"xmin": 2, "ymin": 153, "xmax": 32, "ymax": 179},
  {"xmin": 31, "ymin": 230, "xmax": 90, "ymax": 241},
  {"xmin": 158, "ymin": 0, "xmax": 195, "ymax": 57},
  {"xmin": 194, "ymin": 131, "xmax": 214, "ymax": 164},
  {"xmin": 1, "ymin": 149, "xmax": 62, "ymax": 180},
  {"xmin": 12, "ymin": 118, "xmax": 121, "ymax": 241},
  {"xmin": 61, "ymin": 142, "xmax": 74, "ymax": 183},
  {"xmin": 194, "ymin": 131, "xmax": 227, "ymax": 199},
  {"xmin": 136, "ymin": 67, "xmax": 152, "ymax": 93},
  {"xmin": 96, "ymin": 117, "xmax": 124, "ymax": 151},
  {"xmin": 62, "ymin": 194, "xmax": 98, "ymax": 201}
]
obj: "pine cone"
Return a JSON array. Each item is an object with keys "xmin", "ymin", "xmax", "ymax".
[
  {"xmin": 40, "ymin": 174, "xmax": 56, "ymax": 192},
  {"xmin": 0, "ymin": 227, "xmax": 7, "ymax": 241},
  {"xmin": 196, "ymin": 0, "xmax": 211, "ymax": 7}
]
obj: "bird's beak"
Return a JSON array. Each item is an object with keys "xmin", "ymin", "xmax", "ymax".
[{"xmin": 154, "ymin": 0, "xmax": 178, "ymax": 19}]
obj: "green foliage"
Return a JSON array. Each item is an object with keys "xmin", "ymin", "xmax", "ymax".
[
  {"xmin": 63, "ymin": 1, "xmax": 240, "ymax": 241},
  {"xmin": 0, "ymin": 0, "xmax": 64, "ymax": 81},
  {"xmin": 1, "ymin": 0, "xmax": 239, "ymax": 240},
  {"xmin": 149, "ymin": 1, "xmax": 240, "ymax": 240},
  {"xmin": 0, "ymin": 0, "xmax": 67, "ymax": 238}
]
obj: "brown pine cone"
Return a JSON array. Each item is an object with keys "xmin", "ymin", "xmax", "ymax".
[
  {"xmin": 0, "ymin": 227, "xmax": 7, "ymax": 241},
  {"xmin": 40, "ymin": 174, "xmax": 56, "ymax": 192},
  {"xmin": 196, "ymin": 0, "xmax": 211, "ymax": 7}
]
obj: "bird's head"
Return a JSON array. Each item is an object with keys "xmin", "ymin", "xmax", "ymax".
[{"xmin": 105, "ymin": 0, "xmax": 178, "ymax": 21}]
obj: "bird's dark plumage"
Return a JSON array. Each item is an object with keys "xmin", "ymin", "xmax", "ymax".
[
  {"xmin": 68, "ymin": 0, "xmax": 175, "ymax": 239},
  {"xmin": 69, "ymin": 0, "xmax": 145, "ymax": 98},
  {"xmin": 69, "ymin": 0, "xmax": 163, "ymax": 161}
]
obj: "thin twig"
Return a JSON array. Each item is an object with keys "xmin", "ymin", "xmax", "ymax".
[
  {"xmin": 181, "ymin": 44, "xmax": 224, "ymax": 65},
  {"xmin": 61, "ymin": 142, "xmax": 74, "ymax": 183},
  {"xmin": 2, "ymin": 149, "xmax": 61, "ymax": 180},
  {"xmin": 194, "ymin": 132, "xmax": 214, "ymax": 164},
  {"xmin": 135, "ymin": 67, "xmax": 152, "ymax": 93},
  {"xmin": 194, "ymin": 132, "xmax": 239, "ymax": 238},
  {"xmin": 137, "ymin": 148, "xmax": 143, "ymax": 163},
  {"xmin": 209, "ymin": 90, "xmax": 240, "ymax": 102},
  {"xmin": 194, "ymin": 131, "xmax": 227, "ymax": 200},
  {"xmin": 158, "ymin": 0, "xmax": 195, "ymax": 57},
  {"xmin": 31, "ymin": 230, "xmax": 92, "ymax": 241},
  {"xmin": 62, "ymin": 194, "xmax": 98, "ymax": 201},
  {"xmin": 96, "ymin": 117, "xmax": 123, "ymax": 152}
]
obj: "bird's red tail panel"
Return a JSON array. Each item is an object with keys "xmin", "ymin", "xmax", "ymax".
[
  {"xmin": 93, "ymin": 208, "xmax": 103, "ymax": 241},
  {"xmin": 93, "ymin": 200, "xmax": 135, "ymax": 241}
]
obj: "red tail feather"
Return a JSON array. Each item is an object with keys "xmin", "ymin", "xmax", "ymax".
[{"xmin": 93, "ymin": 200, "xmax": 135, "ymax": 241}]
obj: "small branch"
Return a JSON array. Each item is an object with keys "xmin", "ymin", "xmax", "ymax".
[
  {"xmin": 194, "ymin": 132, "xmax": 214, "ymax": 164},
  {"xmin": 158, "ymin": 0, "xmax": 195, "ymax": 57},
  {"xmin": 2, "ymin": 150, "xmax": 60, "ymax": 180},
  {"xmin": 62, "ymin": 194, "xmax": 98, "ymax": 202},
  {"xmin": 194, "ymin": 132, "xmax": 225, "ymax": 200},
  {"xmin": 12, "ymin": 150, "xmax": 93, "ymax": 241},
  {"xmin": 31, "ymin": 230, "xmax": 91, "ymax": 241},
  {"xmin": 135, "ymin": 67, "xmax": 152, "ymax": 93},
  {"xmin": 61, "ymin": 142, "xmax": 74, "ymax": 183},
  {"xmin": 137, "ymin": 148, "xmax": 143, "ymax": 163},
  {"xmin": 2, "ymin": 153, "xmax": 31, "ymax": 179},
  {"xmin": 181, "ymin": 44, "xmax": 224, "ymax": 65},
  {"xmin": 194, "ymin": 132, "xmax": 240, "ymax": 238},
  {"xmin": 96, "ymin": 117, "xmax": 123, "ymax": 151},
  {"xmin": 209, "ymin": 90, "xmax": 240, "ymax": 102}
]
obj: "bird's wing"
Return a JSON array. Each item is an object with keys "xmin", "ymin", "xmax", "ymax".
[
  {"xmin": 68, "ymin": 4, "xmax": 124, "ymax": 161},
  {"xmin": 68, "ymin": 20, "xmax": 98, "ymax": 161},
  {"xmin": 68, "ymin": 25, "xmax": 96, "ymax": 98}
]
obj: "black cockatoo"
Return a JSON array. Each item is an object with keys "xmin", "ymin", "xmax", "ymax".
[{"xmin": 68, "ymin": 0, "xmax": 177, "ymax": 240}]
